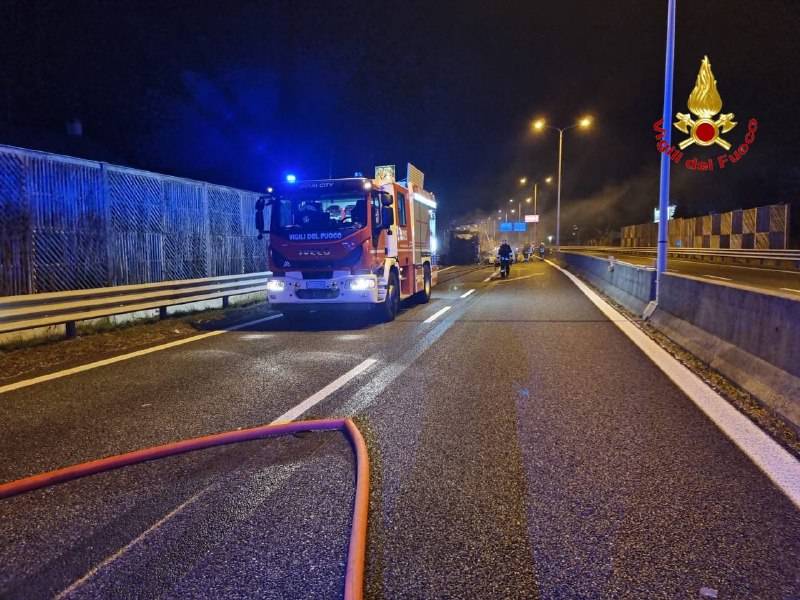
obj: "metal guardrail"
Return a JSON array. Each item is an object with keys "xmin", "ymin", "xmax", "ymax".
[
  {"xmin": 0, "ymin": 272, "xmax": 269, "ymax": 336},
  {"xmin": 560, "ymin": 246, "xmax": 800, "ymax": 262}
]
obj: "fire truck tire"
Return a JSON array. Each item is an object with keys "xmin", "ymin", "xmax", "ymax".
[
  {"xmin": 377, "ymin": 270, "xmax": 400, "ymax": 322},
  {"xmin": 416, "ymin": 264, "xmax": 432, "ymax": 304}
]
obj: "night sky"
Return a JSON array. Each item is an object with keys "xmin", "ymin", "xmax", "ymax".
[{"xmin": 2, "ymin": 1, "xmax": 799, "ymax": 240}]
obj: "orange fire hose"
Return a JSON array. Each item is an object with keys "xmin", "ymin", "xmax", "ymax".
[{"xmin": 0, "ymin": 418, "xmax": 369, "ymax": 600}]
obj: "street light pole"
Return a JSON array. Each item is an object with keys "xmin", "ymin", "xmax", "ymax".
[
  {"xmin": 533, "ymin": 182, "xmax": 538, "ymax": 246},
  {"xmin": 656, "ymin": 0, "xmax": 677, "ymax": 300},
  {"xmin": 533, "ymin": 118, "xmax": 591, "ymax": 250},
  {"xmin": 556, "ymin": 129, "xmax": 564, "ymax": 248}
]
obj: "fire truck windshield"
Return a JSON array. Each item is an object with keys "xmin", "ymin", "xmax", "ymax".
[{"xmin": 272, "ymin": 194, "xmax": 368, "ymax": 236}]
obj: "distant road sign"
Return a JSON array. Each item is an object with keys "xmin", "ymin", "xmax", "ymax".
[
  {"xmin": 499, "ymin": 222, "xmax": 513, "ymax": 232},
  {"xmin": 513, "ymin": 222, "xmax": 527, "ymax": 232},
  {"xmin": 653, "ymin": 205, "xmax": 676, "ymax": 223},
  {"xmin": 525, "ymin": 214, "xmax": 540, "ymax": 223}
]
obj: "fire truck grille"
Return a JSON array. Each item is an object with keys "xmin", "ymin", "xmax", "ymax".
[{"xmin": 296, "ymin": 288, "xmax": 340, "ymax": 300}]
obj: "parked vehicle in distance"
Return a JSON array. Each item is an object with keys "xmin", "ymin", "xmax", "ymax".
[{"xmin": 448, "ymin": 226, "xmax": 481, "ymax": 264}]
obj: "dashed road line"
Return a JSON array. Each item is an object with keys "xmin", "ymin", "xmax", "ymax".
[
  {"xmin": 495, "ymin": 273, "xmax": 543, "ymax": 282},
  {"xmin": 270, "ymin": 358, "xmax": 378, "ymax": 424},
  {"xmin": 704, "ymin": 274, "xmax": 733, "ymax": 281},
  {"xmin": 460, "ymin": 289, "xmax": 476, "ymax": 298},
  {"xmin": 54, "ymin": 489, "xmax": 208, "ymax": 599},
  {"xmin": 423, "ymin": 306, "xmax": 452, "ymax": 324}
]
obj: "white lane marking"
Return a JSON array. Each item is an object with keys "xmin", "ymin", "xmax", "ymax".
[
  {"xmin": 55, "ymin": 488, "xmax": 207, "ymax": 599},
  {"xmin": 270, "ymin": 358, "xmax": 378, "ymax": 424},
  {"xmin": 495, "ymin": 273, "xmax": 543, "ymax": 282},
  {"xmin": 780, "ymin": 287, "xmax": 800, "ymax": 294},
  {"xmin": 704, "ymin": 274, "xmax": 733, "ymax": 281},
  {"xmin": 438, "ymin": 266, "xmax": 456, "ymax": 273},
  {"xmin": 460, "ymin": 289, "xmax": 476, "ymax": 298},
  {"xmin": 482, "ymin": 275, "xmax": 494, "ymax": 282},
  {"xmin": 56, "ymin": 457, "xmax": 302, "ymax": 597},
  {"xmin": 0, "ymin": 314, "xmax": 283, "ymax": 395},
  {"xmin": 423, "ymin": 306, "xmax": 452, "ymax": 324},
  {"xmin": 545, "ymin": 259, "xmax": 800, "ymax": 511}
]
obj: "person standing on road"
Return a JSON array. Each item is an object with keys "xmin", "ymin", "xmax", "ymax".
[{"xmin": 498, "ymin": 239, "xmax": 513, "ymax": 276}]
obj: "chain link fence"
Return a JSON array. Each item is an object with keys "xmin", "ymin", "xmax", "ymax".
[{"xmin": 0, "ymin": 144, "xmax": 266, "ymax": 296}]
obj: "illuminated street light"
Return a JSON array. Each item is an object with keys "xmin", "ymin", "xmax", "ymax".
[
  {"xmin": 519, "ymin": 177, "xmax": 527, "ymax": 185},
  {"xmin": 532, "ymin": 116, "xmax": 595, "ymax": 248},
  {"xmin": 521, "ymin": 176, "xmax": 553, "ymax": 245}
]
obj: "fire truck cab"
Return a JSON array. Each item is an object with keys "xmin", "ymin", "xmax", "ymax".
[{"xmin": 255, "ymin": 165, "xmax": 438, "ymax": 322}]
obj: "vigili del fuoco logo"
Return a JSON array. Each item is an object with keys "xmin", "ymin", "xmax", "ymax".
[{"xmin": 653, "ymin": 55, "xmax": 758, "ymax": 171}]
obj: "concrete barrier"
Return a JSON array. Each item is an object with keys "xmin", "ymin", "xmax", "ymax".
[
  {"xmin": 557, "ymin": 251, "xmax": 656, "ymax": 315},
  {"xmin": 651, "ymin": 274, "xmax": 800, "ymax": 429}
]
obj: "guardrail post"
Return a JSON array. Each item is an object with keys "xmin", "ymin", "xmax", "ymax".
[
  {"xmin": 65, "ymin": 321, "xmax": 77, "ymax": 338},
  {"xmin": 159, "ymin": 306, "xmax": 168, "ymax": 320},
  {"xmin": 222, "ymin": 296, "xmax": 229, "ymax": 309}
]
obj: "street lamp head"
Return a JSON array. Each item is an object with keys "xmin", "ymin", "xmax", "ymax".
[
  {"xmin": 532, "ymin": 118, "xmax": 546, "ymax": 131},
  {"xmin": 498, "ymin": 209, "xmax": 502, "ymax": 213},
  {"xmin": 511, "ymin": 209, "xmax": 516, "ymax": 213},
  {"xmin": 525, "ymin": 197, "xmax": 532, "ymax": 203},
  {"xmin": 579, "ymin": 116, "xmax": 593, "ymax": 129},
  {"xmin": 508, "ymin": 198, "xmax": 514, "ymax": 203},
  {"xmin": 519, "ymin": 177, "xmax": 527, "ymax": 185},
  {"xmin": 545, "ymin": 176, "xmax": 553, "ymax": 183}
]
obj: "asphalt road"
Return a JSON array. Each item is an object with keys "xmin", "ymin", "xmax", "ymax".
[
  {"xmin": 1, "ymin": 261, "xmax": 798, "ymax": 599},
  {"xmin": 566, "ymin": 249, "xmax": 800, "ymax": 296}
]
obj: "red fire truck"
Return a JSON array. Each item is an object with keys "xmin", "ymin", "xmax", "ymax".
[{"xmin": 255, "ymin": 165, "xmax": 438, "ymax": 322}]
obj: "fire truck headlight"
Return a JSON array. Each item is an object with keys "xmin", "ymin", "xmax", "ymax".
[
  {"xmin": 266, "ymin": 279, "xmax": 285, "ymax": 292},
  {"xmin": 349, "ymin": 277, "xmax": 376, "ymax": 291}
]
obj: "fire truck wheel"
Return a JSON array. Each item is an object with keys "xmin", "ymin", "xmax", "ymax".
[
  {"xmin": 377, "ymin": 270, "xmax": 400, "ymax": 322},
  {"xmin": 416, "ymin": 264, "xmax": 432, "ymax": 304}
]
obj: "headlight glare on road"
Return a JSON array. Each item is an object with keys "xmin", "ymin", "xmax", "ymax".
[
  {"xmin": 266, "ymin": 279, "xmax": 285, "ymax": 292},
  {"xmin": 349, "ymin": 277, "xmax": 376, "ymax": 291}
]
